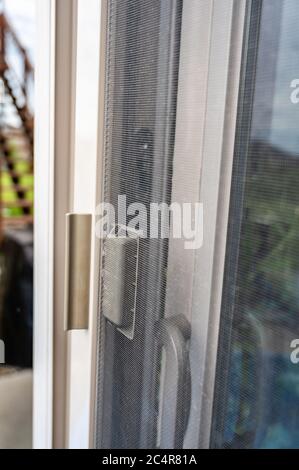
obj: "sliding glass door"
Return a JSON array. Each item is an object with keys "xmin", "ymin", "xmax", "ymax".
[{"xmin": 211, "ymin": 0, "xmax": 299, "ymax": 449}]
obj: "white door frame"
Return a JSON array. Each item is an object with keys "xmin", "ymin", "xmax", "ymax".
[
  {"xmin": 35, "ymin": 0, "xmax": 106, "ymax": 449},
  {"xmin": 65, "ymin": 0, "xmax": 104, "ymax": 449},
  {"xmin": 34, "ymin": 0, "xmax": 79, "ymax": 449}
]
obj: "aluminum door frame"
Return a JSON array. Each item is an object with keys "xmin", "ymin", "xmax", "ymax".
[{"xmin": 164, "ymin": 0, "xmax": 247, "ymax": 449}]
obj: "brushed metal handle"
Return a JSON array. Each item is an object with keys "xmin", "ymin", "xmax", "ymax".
[
  {"xmin": 158, "ymin": 315, "xmax": 191, "ymax": 449},
  {"xmin": 64, "ymin": 213, "xmax": 92, "ymax": 330}
]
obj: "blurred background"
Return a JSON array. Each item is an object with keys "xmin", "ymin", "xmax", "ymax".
[{"xmin": 0, "ymin": 0, "xmax": 35, "ymax": 448}]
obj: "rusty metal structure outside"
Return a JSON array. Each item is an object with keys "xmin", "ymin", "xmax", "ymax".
[{"xmin": 0, "ymin": 8, "xmax": 34, "ymax": 239}]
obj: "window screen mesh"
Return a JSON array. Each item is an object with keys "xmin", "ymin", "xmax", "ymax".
[{"xmin": 96, "ymin": 0, "xmax": 184, "ymax": 449}]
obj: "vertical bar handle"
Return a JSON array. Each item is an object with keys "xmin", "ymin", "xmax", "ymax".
[
  {"xmin": 64, "ymin": 213, "xmax": 92, "ymax": 330},
  {"xmin": 158, "ymin": 315, "xmax": 191, "ymax": 449}
]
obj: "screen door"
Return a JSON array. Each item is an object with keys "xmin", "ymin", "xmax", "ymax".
[{"xmin": 94, "ymin": 0, "xmax": 299, "ymax": 450}]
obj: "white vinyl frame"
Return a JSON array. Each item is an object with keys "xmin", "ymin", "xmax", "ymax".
[
  {"xmin": 65, "ymin": 0, "xmax": 103, "ymax": 449},
  {"xmin": 35, "ymin": 0, "xmax": 74, "ymax": 449},
  {"xmin": 34, "ymin": 0, "xmax": 105, "ymax": 449},
  {"xmin": 165, "ymin": 0, "xmax": 247, "ymax": 448}
]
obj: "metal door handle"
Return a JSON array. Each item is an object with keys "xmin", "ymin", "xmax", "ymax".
[
  {"xmin": 158, "ymin": 315, "xmax": 191, "ymax": 449},
  {"xmin": 64, "ymin": 213, "xmax": 92, "ymax": 330}
]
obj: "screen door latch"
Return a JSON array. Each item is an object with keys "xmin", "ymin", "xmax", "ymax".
[
  {"xmin": 64, "ymin": 213, "xmax": 92, "ymax": 331},
  {"xmin": 101, "ymin": 226, "xmax": 140, "ymax": 340}
]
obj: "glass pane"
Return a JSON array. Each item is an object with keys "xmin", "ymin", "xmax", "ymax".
[
  {"xmin": 0, "ymin": 0, "xmax": 35, "ymax": 448},
  {"xmin": 211, "ymin": 0, "xmax": 299, "ymax": 449}
]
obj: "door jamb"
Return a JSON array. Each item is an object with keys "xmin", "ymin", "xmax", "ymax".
[{"xmin": 34, "ymin": 0, "xmax": 78, "ymax": 449}]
